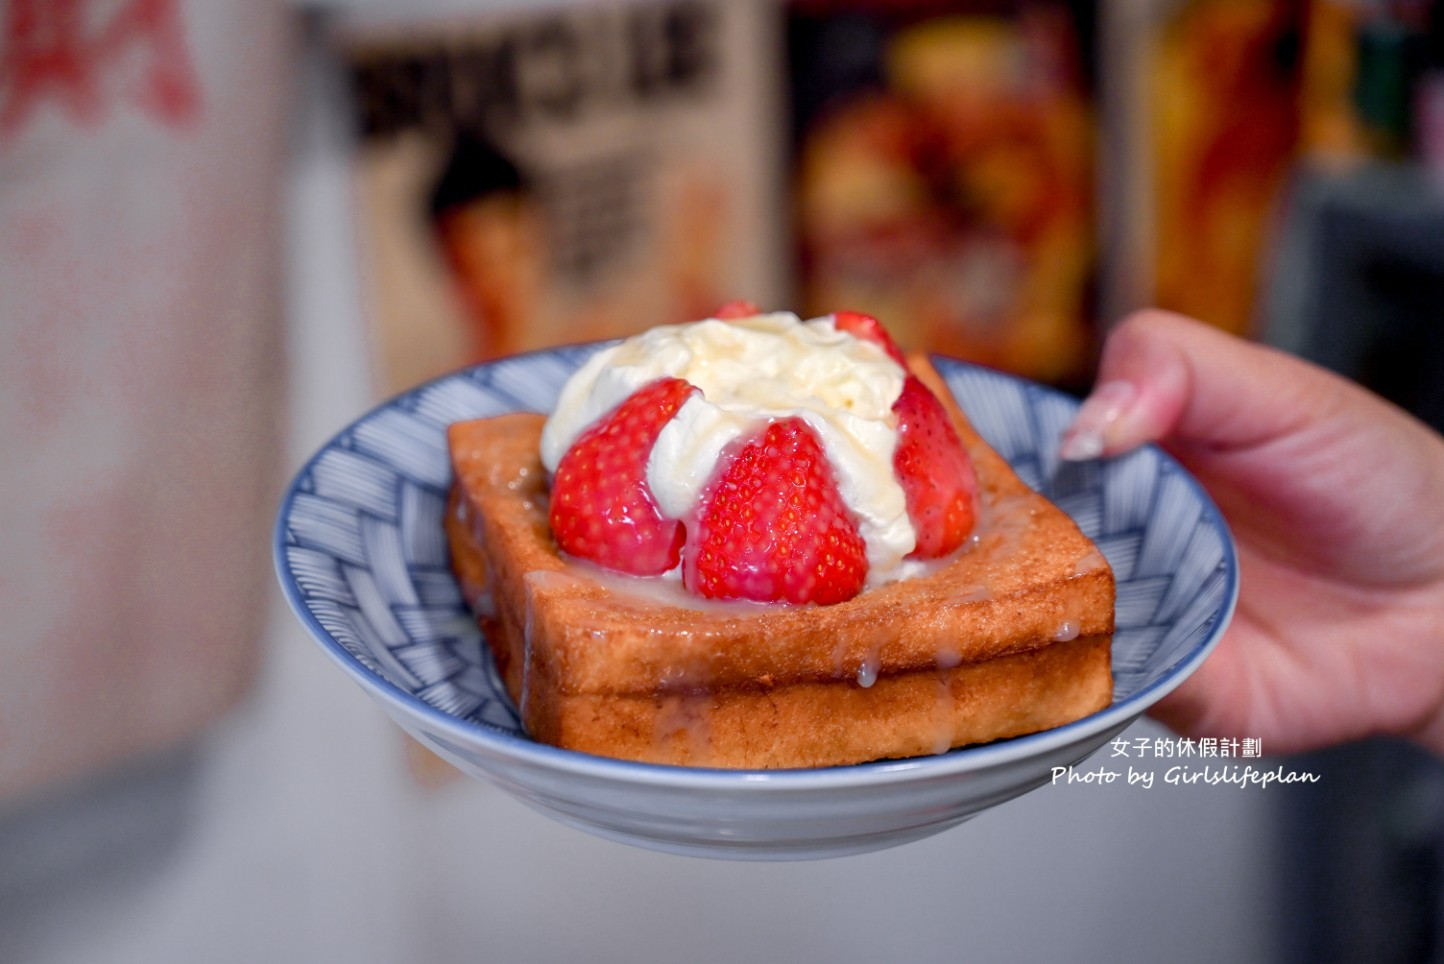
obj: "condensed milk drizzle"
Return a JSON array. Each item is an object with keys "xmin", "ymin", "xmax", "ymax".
[
  {"xmin": 653, "ymin": 687, "xmax": 713, "ymax": 761},
  {"xmin": 1071, "ymin": 547, "xmax": 1108, "ymax": 578},
  {"xmin": 1052, "ymin": 620, "xmax": 1081, "ymax": 642}
]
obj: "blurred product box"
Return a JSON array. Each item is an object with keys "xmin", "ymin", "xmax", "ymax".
[
  {"xmin": 787, "ymin": 0, "xmax": 1099, "ymax": 384},
  {"xmin": 1105, "ymin": 0, "xmax": 1306, "ymax": 338},
  {"xmin": 332, "ymin": 0, "xmax": 787, "ymax": 394}
]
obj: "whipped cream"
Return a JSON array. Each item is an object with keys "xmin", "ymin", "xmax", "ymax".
[{"xmin": 540, "ymin": 312, "xmax": 920, "ymax": 585}]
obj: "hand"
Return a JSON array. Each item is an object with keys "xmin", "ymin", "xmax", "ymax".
[{"xmin": 1060, "ymin": 311, "xmax": 1444, "ymax": 754}]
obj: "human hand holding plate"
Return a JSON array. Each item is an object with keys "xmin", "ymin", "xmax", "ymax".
[{"xmin": 1061, "ymin": 310, "xmax": 1444, "ymax": 756}]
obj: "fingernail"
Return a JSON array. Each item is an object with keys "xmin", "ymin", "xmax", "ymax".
[{"xmin": 1059, "ymin": 381, "xmax": 1136, "ymax": 461}]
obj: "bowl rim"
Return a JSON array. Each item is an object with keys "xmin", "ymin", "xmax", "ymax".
[{"xmin": 273, "ymin": 347, "xmax": 1238, "ymax": 793}]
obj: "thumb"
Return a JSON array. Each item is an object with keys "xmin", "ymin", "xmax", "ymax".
[
  {"xmin": 1060, "ymin": 309, "xmax": 1444, "ymax": 587},
  {"xmin": 1058, "ymin": 310, "xmax": 1338, "ymax": 461}
]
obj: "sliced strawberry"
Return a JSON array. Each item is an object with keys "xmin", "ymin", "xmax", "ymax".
[
  {"xmin": 830, "ymin": 310, "xmax": 906, "ymax": 366},
  {"xmin": 686, "ymin": 417, "xmax": 867, "ymax": 605},
  {"xmin": 831, "ymin": 309, "xmax": 976, "ymax": 555},
  {"xmin": 549, "ymin": 377, "xmax": 696, "ymax": 575},
  {"xmin": 892, "ymin": 375, "xmax": 978, "ymax": 558},
  {"xmin": 713, "ymin": 299, "xmax": 762, "ymax": 319}
]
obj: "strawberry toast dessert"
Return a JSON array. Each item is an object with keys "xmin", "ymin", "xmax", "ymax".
[{"xmin": 445, "ymin": 304, "xmax": 1113, "ymax": 768}]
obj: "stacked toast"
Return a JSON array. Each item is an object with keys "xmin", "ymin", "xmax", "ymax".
[{"xmin": 445, "ymin": 357, "xmax": 1113, "ymax": 769}]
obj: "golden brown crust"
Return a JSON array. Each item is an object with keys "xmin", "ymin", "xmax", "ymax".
[
  {"xmin": 445, "ymin": 357, "xmax": 1114, "ymax": 767},
  {"xmin": 528, "ymin": 634, "xmax": 1112, "ymax": 769}
]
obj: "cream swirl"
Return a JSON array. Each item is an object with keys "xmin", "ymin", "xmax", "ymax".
[{"xmin": 540, "ymin": 312, "xmax": 919, "ymax": 585}]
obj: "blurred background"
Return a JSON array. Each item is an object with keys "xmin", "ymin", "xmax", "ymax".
[{"xmin": 3, "ymin": 0, "xmax": 1444, "ymax": 960}]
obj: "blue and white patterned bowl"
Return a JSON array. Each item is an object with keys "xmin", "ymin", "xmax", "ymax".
[{"xmin": 274, "ymin": 346, "xmax": 1237, "ymax": 861}]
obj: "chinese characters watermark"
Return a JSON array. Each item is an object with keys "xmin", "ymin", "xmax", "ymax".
[
  {"xmin": 1107, "ymin": 735, "xmax": 1264, "ymax": 759},
  {"xmin": 1050, "ymin": 736, "xmax": 1321, "ymax": 789}
]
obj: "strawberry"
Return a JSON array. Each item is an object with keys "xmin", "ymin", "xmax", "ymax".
[
  {"xmin": 892, "ymin": 375, "xmax": 978, "ymax": 558},
  {"xmin": 549, "ymin": 377, "xmax": 696, "ymax": 575},
  {"xmin": 686, "ymin": 417, "xmax": 867, "ymax": 605},
  {"xmin": 830, "ymin": 310, "xmax": 906, "ymax": 366},
  {"xmin": 713, "ymin": 299, "xmax": 762, "ymax": 319}
]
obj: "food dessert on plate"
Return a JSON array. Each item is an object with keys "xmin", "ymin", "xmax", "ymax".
[{"xmin": 445, "ymin": 305, "xmax": 1114, "ymax": 768}]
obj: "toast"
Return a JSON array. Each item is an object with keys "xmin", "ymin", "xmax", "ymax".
[{"xmin": 445, "ymin": 357, "xmax": 1114, "ymax": 768}]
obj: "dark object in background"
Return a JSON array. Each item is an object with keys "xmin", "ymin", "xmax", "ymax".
[
  {"xmin": 1280, "ymin": 740, "xmax": 1444, "ymax": 964},
  {"xmin": 1267, "ymin": 165, "xmax": 1444, "ymax": 433},
  {"xmin": 1266, "ymin": 163, "xmax": 1444, "ymax": 964}
]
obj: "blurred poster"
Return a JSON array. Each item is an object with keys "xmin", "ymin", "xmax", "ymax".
[
  {"xmin": 788, "ymin": 1, "xmax": 1097, "ymax": 384},
  {"xmin": 333, "ymin": 0, "xmax": 785, "ymax": 394},
  {"xmin": 1143, "ymin": 0, "xmax": 1306, "ymax": 337}
]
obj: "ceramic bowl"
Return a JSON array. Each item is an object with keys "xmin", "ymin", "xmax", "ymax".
[{"xmin": 274, "ymin": 346, "xmax": 1237, "ymax": 860}]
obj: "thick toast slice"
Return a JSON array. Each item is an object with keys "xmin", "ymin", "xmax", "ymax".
[{"xmin": 445, "ymin": 358, "xmax": 1114, "ymax": 768}]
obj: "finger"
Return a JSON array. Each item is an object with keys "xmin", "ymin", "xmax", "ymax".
[
  {"xmin": 1143, "ymin": 595, "xmax": 1273, "ymax": 748},
  {"xmin": 1063, "ymin": 311, "xmax": 1444, "ymax": 582},
  {"xmin": 1146, "ymin": 642, "xmax": 1243, "ymax": 742},
  {"xmin": 1148, "ymin": 654, "xmax": 1317, "ymax": 755},
  {"xmin": 1059, "ymin": 310, "xmax": 1340, "ymax": 460}
]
